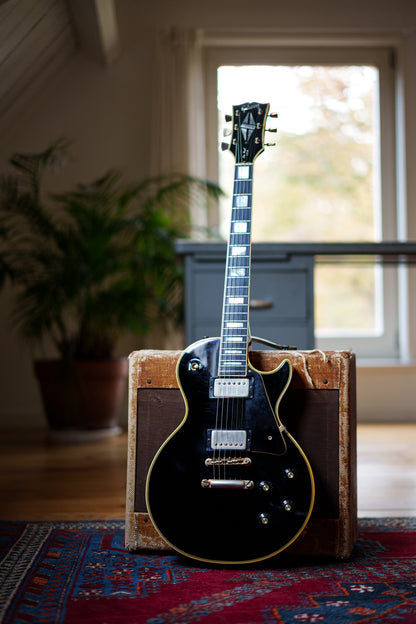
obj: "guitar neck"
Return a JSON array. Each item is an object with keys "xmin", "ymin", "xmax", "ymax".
[{"xmin": 218, "ymin": 163, "xmax": 253, "ymax": 377}]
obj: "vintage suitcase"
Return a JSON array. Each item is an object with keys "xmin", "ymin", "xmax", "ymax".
[{"xmin": 125, "ymin": 348, "xmax": 357, "ymax": 559}]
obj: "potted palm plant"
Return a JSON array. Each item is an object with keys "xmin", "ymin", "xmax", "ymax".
[{"xmin": 0, "ymin": 139, "xmax": 221, "ymax": 439}]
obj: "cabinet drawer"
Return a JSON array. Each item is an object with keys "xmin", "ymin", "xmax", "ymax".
[
  {"xmin": 190, "ymin": 263, "xmax": 310, "ymax": 322},
  {"xmin": 182, "ymin": 245, "xmax": 314, "ymax": 349},
  {"xmin": 251, "ymin": 264, "xmax": 309, "ymax": 320},
  {"xmin": 185, "ymin": 258, "xmax": 314, "ymax": 349}
]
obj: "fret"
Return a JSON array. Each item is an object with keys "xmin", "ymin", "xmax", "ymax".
[
  {"xmin": 224, "ymin": 316, "xmax": 248, "ymax": 320},
  {"xmin": 221, "ymin": 357, "xmax": 247, "ymax": 365},
  {"xmin": 222, "ymin": 338, "xmax": 246, "ymax": 343},
  {"xmin": 230, "ymin": 237, "xmax": 250, "ymax": 244},
  {"xmin": 222, "ymin": 358, "xmax": 245, "ymax": 364},
  {"xmin": 224, "ymin": 317, "xmax": 248, "ymax": 321},
  {"xmin": 226, "ymin": 294, "xmax": 248, "ymax": 298},
  {"xmin": 228, "ymin": 266, "xmax": 249, "ymax": 272},
  {"xmin": 229, "ymin": 239, "xmax": 249, "ymax": 246},
  {"xmin": 231, "ymin": 213, "xmax": 251, "ymax": 222},
  {"xmin": 224, "ymin": 314, "xmax": 248, "ymax": 318},
  {"xmin": 223, "ymin": 351, "xmax": 244, "ymax": 356},
  {"xmin": 224, "ymin": 300, "xmax": 248, "ymax": 307}
]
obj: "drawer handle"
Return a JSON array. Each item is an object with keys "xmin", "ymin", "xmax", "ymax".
[{"xmin": 249, "ymin": 299, "xmax": 273, "ymax": 310}]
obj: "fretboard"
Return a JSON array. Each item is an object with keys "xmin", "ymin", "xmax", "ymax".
[{"xmin": 218, "ymin": 163, "xmax": 253, "ymax": 377}]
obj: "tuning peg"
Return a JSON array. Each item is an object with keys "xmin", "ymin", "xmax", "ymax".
[
  {"xmin": 225, "ymin": 114, "xmax": 232, "ymax": 122},
  {"xmin": 268, "ymin": 112, "xmax": 278, "ymax": 118},
  {"xmin": 267, "ymin": 128, "xmax": 277, "ymax": 133},
  {"xmin": 221, "ymin": 142, "xmax": 229, "ymax": 151},
  {"xmin": 265, "ymin": 142, "xmax": 276, "ymax": 147},
  {"xmin": 223, "ymin": 128, "xmax": 232, "ymax": 137}
]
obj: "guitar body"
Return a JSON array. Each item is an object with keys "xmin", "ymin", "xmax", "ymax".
[
  {"xmin": 146, "ymin": 102, "xmax": 315, "ymax": 563},
  {"xmin": 146, "ymin": 337, "xmax": 315, "ymax": 564}
]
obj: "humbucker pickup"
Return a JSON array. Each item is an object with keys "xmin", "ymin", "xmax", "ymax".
[
  {"xmin": 209, "ymin": 377, "xmax": 254, "ymax": 398},
  {"xmin": 207, "ymin": 429, "xmax": 251, "ymax": 450}
]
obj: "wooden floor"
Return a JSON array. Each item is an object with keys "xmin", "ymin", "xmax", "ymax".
[
  {"xmin": 0, "ymin": 424, "xmax": 415, "ymax": 521},
  {"xmin": 357, "ymin": 424, "xmax": 416, "ymax": 517}
]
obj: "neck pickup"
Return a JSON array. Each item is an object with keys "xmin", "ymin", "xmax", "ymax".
[{"xmin": 209, "ymin": 377, "xmax": 253, "ymax": 398}]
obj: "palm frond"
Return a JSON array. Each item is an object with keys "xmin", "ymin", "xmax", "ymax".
[{"xmin": 0, "ymin": 140, "xmax": 222, "ymax": 359}]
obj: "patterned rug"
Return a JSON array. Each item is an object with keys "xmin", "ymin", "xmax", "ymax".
[{"xmin": 0, "ymin": 518, "xmax": 415, "ymax": 623}]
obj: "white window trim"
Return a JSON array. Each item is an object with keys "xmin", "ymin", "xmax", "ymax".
[{"xmin": 201, "ymin": 32, "xmax": 413, "ymax": 361}]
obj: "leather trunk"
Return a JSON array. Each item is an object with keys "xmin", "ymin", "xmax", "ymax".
[{"xmin": 125, "ymin": 348, "xmax": 357, "ymax": 559}]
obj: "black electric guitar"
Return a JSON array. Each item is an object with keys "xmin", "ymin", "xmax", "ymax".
[{"xmin": 146, "ymin": 102, "xmax": 315, "ymax": 564}]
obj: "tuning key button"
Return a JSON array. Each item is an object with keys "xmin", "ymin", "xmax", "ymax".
[
  {"xmin": 221, "ymin": 142, "xmax": 229, "ymax": 151},
  {"xmin": 225, "ymin": 114, "xmax": 232, "ymax": 122}
]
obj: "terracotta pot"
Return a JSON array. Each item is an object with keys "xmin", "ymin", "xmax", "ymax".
[{"xmin": 34, "ymin": 358, "xmax": 128, "ymax": 434}]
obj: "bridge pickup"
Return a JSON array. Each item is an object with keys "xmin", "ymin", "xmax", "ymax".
[
  {"xmin": 205, "ymin": 456, "xmax": 251, "ymax": 467},
  {"xmin": 201, "ymin": 479, "xmax": 254, "ymax": 490},
  {"xmin": 208, "ymin": 429, "xmax": 250, "ymax": 450},
  {"xmin": 209, "ymin": 377, "xmax": 254, "ymax": 398}
]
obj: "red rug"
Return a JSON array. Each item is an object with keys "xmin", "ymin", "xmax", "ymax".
[{"xmin": 0, "ymin": 518, "xmax": 415, "ymax": 623}]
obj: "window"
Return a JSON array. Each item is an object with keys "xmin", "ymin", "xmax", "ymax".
[{"xmin": 204, "ymin": 44, "xmax": 400, "ymax": 358}]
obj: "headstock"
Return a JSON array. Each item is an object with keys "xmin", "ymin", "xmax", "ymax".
[{"xmin": 222, "ymin": 102, "xmax": 276, "ymax": 164}]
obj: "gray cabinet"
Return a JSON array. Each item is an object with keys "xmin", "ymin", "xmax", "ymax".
[{"xmin": 176, "ymin": 242, "xmax": 315, "ymax": 350}]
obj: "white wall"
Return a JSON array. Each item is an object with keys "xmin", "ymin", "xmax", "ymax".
[{"xmin": 0, "ymin": 0, "xmax": 415, "ymax": 428}]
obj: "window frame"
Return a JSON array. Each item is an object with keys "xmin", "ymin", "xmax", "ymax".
[{"xmin": 202, "ymin": 40, "xmax": 404, "ymax": 359}]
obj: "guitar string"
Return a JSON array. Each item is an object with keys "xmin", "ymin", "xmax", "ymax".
[
  {"xmin": 231, "ymin": 160, "xmax": 250, "ymax": 482},
  {"xmin": 213, "ymin": 122, "xmax": 254, "ymax": 482},
  {"xmin": 228, "ymin": 161, "xmax": 243, "ymax": 481},
  {"xmin": 236, "ymin": 168, "xmax": 247, "ymax": 480},
  {"xmin": 230, "ymin": 159, "xmax": 250, "ymax": 481}
]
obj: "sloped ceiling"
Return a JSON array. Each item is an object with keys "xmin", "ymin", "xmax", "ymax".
[{"xmin": 0, "ymin": 0, "xmax": 119, "ymax": 126}]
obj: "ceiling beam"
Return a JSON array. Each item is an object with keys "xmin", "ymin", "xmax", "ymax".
[{"xmin": 68, "ymin": 0, "xmax": 120, "ymax": 65}]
